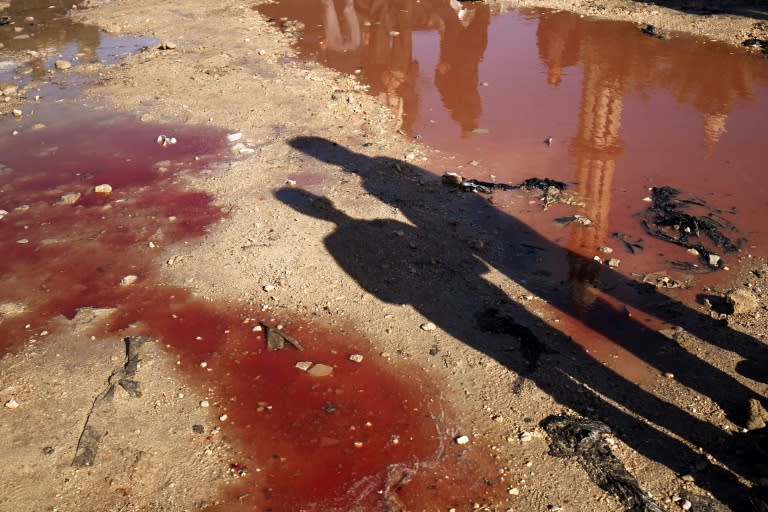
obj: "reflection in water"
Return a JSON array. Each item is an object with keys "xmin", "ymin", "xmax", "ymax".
[
  {"xmin": 1, "ymin": 1, "xmax": 100, "ymax": 78},
  {"xmin": 432, "ymin": 0, "xmax": 490, "ymax": 136},
  {"xmin": 259, "ymin": 1, "xmax": 768, "ymax": 369}
]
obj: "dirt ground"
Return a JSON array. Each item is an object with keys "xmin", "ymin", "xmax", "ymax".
[{"xmin": 1, "ymin": 0, "xmax": 768, "ymax": 511}]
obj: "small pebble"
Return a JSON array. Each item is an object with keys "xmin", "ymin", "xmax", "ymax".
[
  {"xmin": 54, "ymin": 59, "xmax": 72, "ymax": 70},
  {"xmin": 295, "ymin": 361, "xmax": 312, "ymax": 371},
  {"xmin": 681, "ymin": 500, "xmax": 692, "ymax": 511},
  {"xmin": 200, "ymin": 400, "xmax": 210, "ymax": 408},
  {"xmin": 4, "ymin": 399, "xmax": 19, "ymax": 409},
  {"xmin": 508, "ymin": 487, "xmax": 520, "ymax": 495},
  {"xmin": 263, "ymin": 284, "xmax": 275, "ymax": 292},
  {"xmin": 120, "ymin": 275, "xmax": 138, "ymax": 286},
  {"xmin": 94, "ymin": 184, "xmax": 112, "ymax": 194},
  {"xmin": 348, "ymin": 354, "xmax": 364, "ymax": 363},
  {"xmin": 420, "ymin": 322, "xmax": 437, "ymax": 331},
  {"xmin": 308, "ymin": 363, "xmax": 333, "ymax": 377},
  {"xmin": 681, "ymin": 474, "xmax": 694, "ymax": 482},
  {"xmin": 199, "ymin": 361, "xmax": 208, "ymax": 368},
  {"xmin": 519, "ymin": 431, "xmax": 533, "ymax": 442},
  {"xmin": 219, "ymin": 414, "xmax": 228, "ymax": 421},
  {"xmin": 455, "ymin": 435, "xmax": 470, "ymax": 445}
]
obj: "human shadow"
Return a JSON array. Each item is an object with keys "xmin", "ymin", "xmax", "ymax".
[
  {"xmin": 632, "ymin": 0, "xmax": 768, "ymax": 20},
  {"xmin": 278, "ymin": 136, "xmax": 768, "ymax": 510}
]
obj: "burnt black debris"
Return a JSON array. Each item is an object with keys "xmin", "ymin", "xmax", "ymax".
[
  {"xmin": 640, "ymin": 186, "xmax": 742, "ymax": 270},
  {"xmin": 612, "ymin": 232, "xmax": 644, "ymax": 254},
  {"xmin": 743, "ymin": 38, "xmax": 768, "ymax": 53},
  {"xmin": 542, "ymin": 414, "xmax": 664, "ymax": 512},
  {"xmin": 443, "ymin": 173, "xmax": 577, "ymax": 208},
  {"xmin": 476, "ymin": 308, "xmax": 552, "ymax": 373},
  {"xmin": 73, "ymin": 336, "xmax": 150, "ymax": 467},
  {"xmin": 641, "ymin": 24, "xmax": 669, "ymax": 40}
]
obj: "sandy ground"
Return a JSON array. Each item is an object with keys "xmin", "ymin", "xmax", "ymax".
[{"xmin": 1, "ymin": 0, "xmax": 768, "ymax": 511}]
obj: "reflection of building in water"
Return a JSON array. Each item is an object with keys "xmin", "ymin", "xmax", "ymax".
[
  {"xmin": 536, "ymin": 11, "xmax": 759, "ymax": 311},
  {"xmin": 432, "ymin": 0, "xmax": 490, "ymax": 137},
  {"xmin": 537, "ymin": 13, "xmax": 631, "ymax": 310}
]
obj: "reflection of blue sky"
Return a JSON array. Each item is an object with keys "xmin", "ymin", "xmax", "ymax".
[{"xmin": 96, "ymin": 35, "xmax": 157, "ymax": 65}]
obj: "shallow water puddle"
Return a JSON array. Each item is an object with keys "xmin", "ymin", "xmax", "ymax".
[
  {"xmin": 0, "ymin": 0, "xmax": 154, "ymax": 82},
  {"xmin": 0, "ymin": 108, "xmax": 505, "ymax": 510},
  {"xmin": 258, "ymin": 0, "xmax": 768, "ymax": 377}
]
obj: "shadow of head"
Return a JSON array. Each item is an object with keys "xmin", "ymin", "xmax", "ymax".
[
  {"xmin": 274, "ymin": 187, "xmax": 348, "ymax": 225},
  {"xmin": 288, "ymin": 136, "xmax": 358, "ymax": 167}
]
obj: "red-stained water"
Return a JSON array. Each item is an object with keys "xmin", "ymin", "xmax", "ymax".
[
  {"xmin": 257, "ymin": 0, "xmax": 768, "ymax": 380},
  {"xmin": 0, "ymin": 108, "xmax": 505, "ymax": 510}
]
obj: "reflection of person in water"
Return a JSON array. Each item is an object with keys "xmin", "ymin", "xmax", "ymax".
[
  {"xmin": 360, "ymin": 0, "xmax": 419, "ymax": 132},
  {"xmin": 432, "ymin": 0, "xmax": 490, "ymax": 137},
  {"xmin": 320, "ymin": 0, "xmax": 361, "ymax": 54}
]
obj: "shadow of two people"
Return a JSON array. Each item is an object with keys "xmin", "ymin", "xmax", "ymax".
[{"xmin": 276, "ymin": 135, "xmax": 767, "ymax": 510}]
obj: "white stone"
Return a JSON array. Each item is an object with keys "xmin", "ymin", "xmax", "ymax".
[
  {"xmin": 4, "ymin": 399, "xmax": 19, "ymax": 409},
  {"xmin": 120, "ymin": 275, "xmax": 138, "ymax": 286},
  {"xmin": 348, "ymin": 354, "xmax": 364, "ymax": 363},
  {"xmin": 455, "ymin": 435, "xmax": 470, "ymax": 445},
  {"xmin": 420, "ymin": 322, "xmax": 437, "ymax": 331},
  {"xmin": 295, "ymin": 361, "xmax": 312, "ymax": 371}
]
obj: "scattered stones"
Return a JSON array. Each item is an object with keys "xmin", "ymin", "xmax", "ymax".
[
  {"xmin": 348, "ymin": 354, "xmax": 364, "ymax": 363},
  {"xmin": 94, "ymin": 184, "xmax": 113, "ymax": 194},
  {"xmin": 420, "ymin": 322, "xmax": 437, "ymax": 331},
  {"xmin": 120, "ymin": 275, "xmax": 138, "ymax": 286},
  {"xmin": 455, "ymin": 435, "xmax": 470, "ymax": 445},
  {"xmin": 57, "ymin": 192, "xmax": 81, "ymax": 205},
  {"xmin": 4, "ymin": 398, "xmax": 19, "ymax": 409},
  {"xmin": 54, "ymin": 59, "xmax": 72, "ymax": 70},
  {"xmin": 726, "ymin": 287, "xmax": 759, "ymax": 315}
]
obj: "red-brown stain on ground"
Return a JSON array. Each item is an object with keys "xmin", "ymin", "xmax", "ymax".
[{"xmin": 0, "ymin": 111, "xmax": 505, "ymax": 511}]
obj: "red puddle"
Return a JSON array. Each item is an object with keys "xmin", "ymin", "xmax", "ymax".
[
  {"xmin": 257, "ymin": 0, "xmax": 768, "ymax": 378},
  {"xmin": 0, "ymin": 109, "xmax": 505, "ymax": 510}
]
